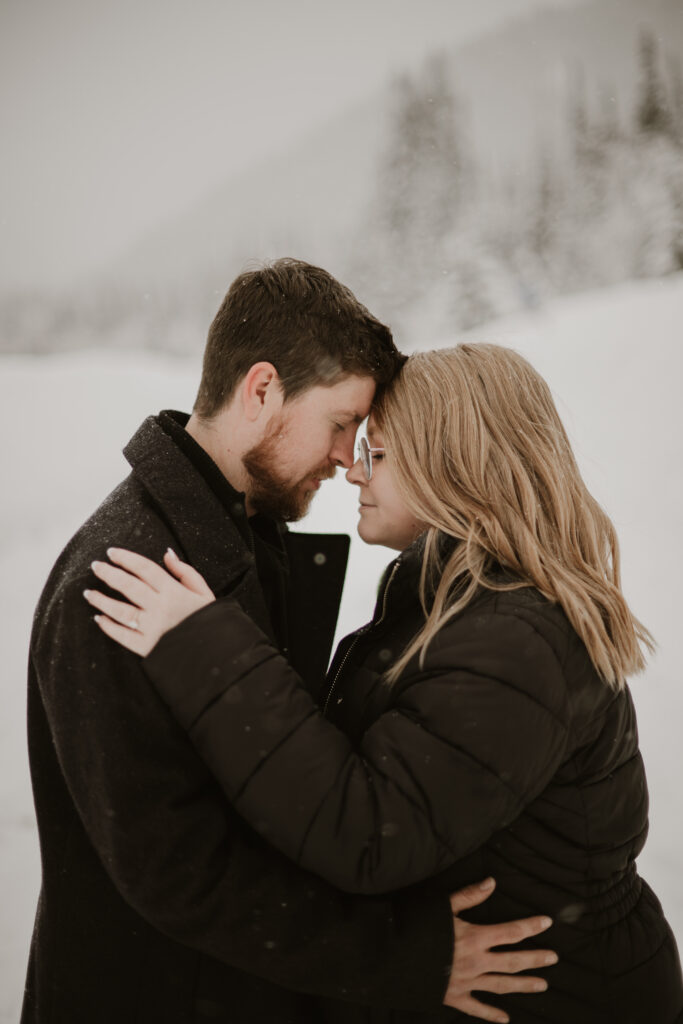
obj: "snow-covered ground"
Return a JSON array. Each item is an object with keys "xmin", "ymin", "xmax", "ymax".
[{"xmin": 1, "ymin": 275, "xmax": 681, "ymax": 1021}]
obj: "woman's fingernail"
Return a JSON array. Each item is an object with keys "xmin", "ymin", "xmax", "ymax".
[
  {"xmin": 106, "ymin": 547, "xmax": 117, "ymax": 558},
  {"xmin": 91, "ymin": 561, "xmax": 101, "ymax": 571},
  {"xmin": 540, "ymin": 916, "xmax": 553, "ymax": 929},
  {"xmin": 545, "ymin": 952, "xmax": 559, "ymax": 965},
  {"xmin": 167, "ymin": 547, "xmax": 178, "ymax": 558},
  {"xmin": 479, "ymin": 877, "xmax": 495, "ymax": 891},
  {"xmin": 83, "ymin": 589, "xmax": 91, "ymax": 598},
  {"xmin": 93, "ymin": 614, "xmax": 101, "ymax": 623}
]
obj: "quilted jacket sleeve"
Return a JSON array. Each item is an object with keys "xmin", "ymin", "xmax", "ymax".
[
  {"xmin": 144, "ymin": 597, "xmax": 571, "ymax": 895},
  {"xmin": 34, "ymin": 574, "xmax": 454, "ymax": 1007}
]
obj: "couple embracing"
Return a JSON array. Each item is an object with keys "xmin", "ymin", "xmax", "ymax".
[{"xmin": 24, "ymin": 259, "xmax": 682, "ymax": 1023}]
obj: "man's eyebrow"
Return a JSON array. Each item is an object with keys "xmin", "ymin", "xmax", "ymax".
[{"xmin": 334, "ymin": 411, "xmax": 365, "ymax": 425}]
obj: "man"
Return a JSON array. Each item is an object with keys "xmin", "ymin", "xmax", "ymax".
[{"xmin": 23, "ymin": 259, "xmax": 553, "ymax": 1023}]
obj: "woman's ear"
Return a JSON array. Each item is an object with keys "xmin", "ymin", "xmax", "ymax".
[{"xmin": 241, "ymin": 362, "xmax": 283, "ymax": 422}]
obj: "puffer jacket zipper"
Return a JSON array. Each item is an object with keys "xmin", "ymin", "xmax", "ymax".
[{"xmin": 323, "ymin": 558, "xmax": 402, "ymax": 717}]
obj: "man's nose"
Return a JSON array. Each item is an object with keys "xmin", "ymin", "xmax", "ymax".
[{"xmin": 330, "ymin": 433, "xmax": 356, "ymax": 469}]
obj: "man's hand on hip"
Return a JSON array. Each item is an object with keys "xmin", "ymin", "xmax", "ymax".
[{"xmin": 444, "ymin": 878, "xmax": 557, "ymax": 1024}]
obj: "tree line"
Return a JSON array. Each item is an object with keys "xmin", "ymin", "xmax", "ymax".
[{"xmin": 351, "ymin": 29, "xmax": 683, "ymax": 343}]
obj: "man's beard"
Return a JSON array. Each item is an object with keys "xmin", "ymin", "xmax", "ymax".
[{"xmin": 243, "ymin": 418, "xmax": 335, "ymax": 522}]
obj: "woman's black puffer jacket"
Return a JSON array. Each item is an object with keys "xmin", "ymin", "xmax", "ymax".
[{"xmin": 144, "ymin": 542, "xmax": 683, "ymax": 1023}]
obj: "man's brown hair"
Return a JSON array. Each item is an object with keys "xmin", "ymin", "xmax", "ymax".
[{"xmin": 194, "ymin": 258, "xmax": 404, "ymax": 417}]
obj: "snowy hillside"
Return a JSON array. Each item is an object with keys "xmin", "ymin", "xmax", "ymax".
[
  {"xmin": 5, "ymin": 0, "xmax": 683, "ymax": 358},
  {"xmin": 1, "ymin": 274, "xmax": 682, "ymax": 1020},
  {"xmin": 104, "ymin": 0, "xmax": 683, "ymax": 293}
]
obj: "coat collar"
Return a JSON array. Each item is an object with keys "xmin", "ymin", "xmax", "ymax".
[{"xmin": 123, "ymin": 413, "xmax": 254, "ymax": 596}]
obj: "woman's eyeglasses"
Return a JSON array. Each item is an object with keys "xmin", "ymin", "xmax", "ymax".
[{"xmin": 357, "ymin": 436, "xmax": 385, "ymax": 480}]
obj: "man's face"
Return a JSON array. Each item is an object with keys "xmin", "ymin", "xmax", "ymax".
[{"xmin": 243, "ymin": 374, "xmax": 376, "ymax": 521}]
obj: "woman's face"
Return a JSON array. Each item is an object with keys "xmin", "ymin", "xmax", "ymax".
[{"xmin": 346, "ymin": 416, "xmax": 425, "ymax": 551}]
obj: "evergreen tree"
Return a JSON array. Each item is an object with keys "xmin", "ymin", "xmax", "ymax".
[
  {"xmin": 666, "ymin": 55, "xmax": 683, "ymax": 144},
  {"xmin": 379, "ymin": 73, "xmax": 423, "ymax": 243},
  {"xmin": 636, "ymin": 30, "xmax": 671, "ymax": 136},
  {"xmin": 417, "ymin": 53, "xmax": 465, "ymax": 244},
  {"xmin": 366, "ymin": 54, "xmax": 469, "ymax": 322}
]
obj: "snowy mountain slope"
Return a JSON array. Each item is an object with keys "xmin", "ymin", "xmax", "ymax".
[
  {"xmin": 100, "ymin": 0, "xmax": 682, "ymax": 294},
  {"xmin": 1, "ymin": 273, "xmax": 682, "ymax": 1021}
]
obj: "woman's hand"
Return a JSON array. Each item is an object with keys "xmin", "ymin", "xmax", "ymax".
[
  {"xmin": 84, "ymin": 547, "xmax": 215, "ymax": 656},
  {"xmin": 444, "ymin": 878, "xmax": 556, "ymax": 1023}
]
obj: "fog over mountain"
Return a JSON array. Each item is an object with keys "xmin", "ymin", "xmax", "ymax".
[
  {"xmin": 2, "ymin": 0, "xmax": 681, "ymax": 353},
  {"xmin": 106, "ymin": 0, "xmax": 682, "ymax": 290},
  {"xmin": 2, "ymin": 0, "xmax": 578, "ymax": 294}
]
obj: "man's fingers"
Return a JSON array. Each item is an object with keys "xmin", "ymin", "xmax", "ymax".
[
  {"xmin": 91, "ymin": 560, "xmax": 154, "ymax": 606},
  {"xmin": 93, "ymin": 614, "xmax": 147, "ymax": 656},
  {"xmin": 488, "ymin": 948, "xmax": 558, "ymax": 975},
  {"xmin": 472, "ymin": 973, "xmax": 549, "ymax": 995},
  {"xmin": 84, "ymin": 589, "xmax": 142, "ymax": 629},
  {"xmin": 449, "ymin": 994, "xmax": 509, "ymax": 1024},
  {"xmin": 106, "ymin": 547, "xmax": 168, "ymax": 591},
  {"xmin": 450, "ymin": 877, "xmax": 496, "ymax": 915},
  {"xmin": 487, "ymin": 913, "xmax": 553, "ymax": 948}
]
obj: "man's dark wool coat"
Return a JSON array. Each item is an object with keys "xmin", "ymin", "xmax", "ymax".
[
  {"xmin": 22, "ymin": 413, "xmax": 454, "ymax": 1024},
  {"xmin": 142, "ymin": 540, "xmax": 683, "ymax": 1024}
]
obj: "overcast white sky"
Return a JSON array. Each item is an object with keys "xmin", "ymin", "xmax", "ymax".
[{"xmin": 1, "ymin": 0, "xmax": 581, "ymax": 292}]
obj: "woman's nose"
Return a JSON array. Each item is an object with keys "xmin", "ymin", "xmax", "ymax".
[{"xmin": 346, "ymin": 458, "xmax": 366, "ymax": 485}]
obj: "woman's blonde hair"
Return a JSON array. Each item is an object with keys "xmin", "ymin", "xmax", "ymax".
[{"xmin": 373, "ymin": 343, "xmax": 653, "ymax": 688}]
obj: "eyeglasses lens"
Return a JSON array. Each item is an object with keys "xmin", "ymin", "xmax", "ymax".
[{"xmin": 358, "ymin": 437, "xmax": 372, "ymax": 480}]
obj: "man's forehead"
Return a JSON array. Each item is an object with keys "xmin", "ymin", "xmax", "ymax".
[{"xmin": 326, "ymin": 374, "xmax": 376, "ymax": 417}]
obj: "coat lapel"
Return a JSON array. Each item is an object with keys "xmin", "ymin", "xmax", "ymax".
[
  {"xmin": 123, "ymin": 416, "xmax": 273, "ymax": 634},
  {"xmin": 124, "ymin": 416, "xmax": 350, "ymax": 681}
]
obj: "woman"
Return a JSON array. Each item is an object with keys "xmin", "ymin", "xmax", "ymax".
[{"xmin": 85, "ymin": 343, "xmax": 683, "ymax": 1022}]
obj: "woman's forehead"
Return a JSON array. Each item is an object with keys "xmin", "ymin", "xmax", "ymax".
[{"xmin": 366, "ymin": 414, "xmax": 382, "ymax": 440}]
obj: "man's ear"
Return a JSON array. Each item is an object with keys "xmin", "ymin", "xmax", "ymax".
[{"xmin": 241, "ymin": 362, "xmax": 283, "ymax": 422}]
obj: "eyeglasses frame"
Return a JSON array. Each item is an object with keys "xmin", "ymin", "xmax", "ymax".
[{"xmin": 357, "ymin": 436, "xmax": 385, "ymax": 480}]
